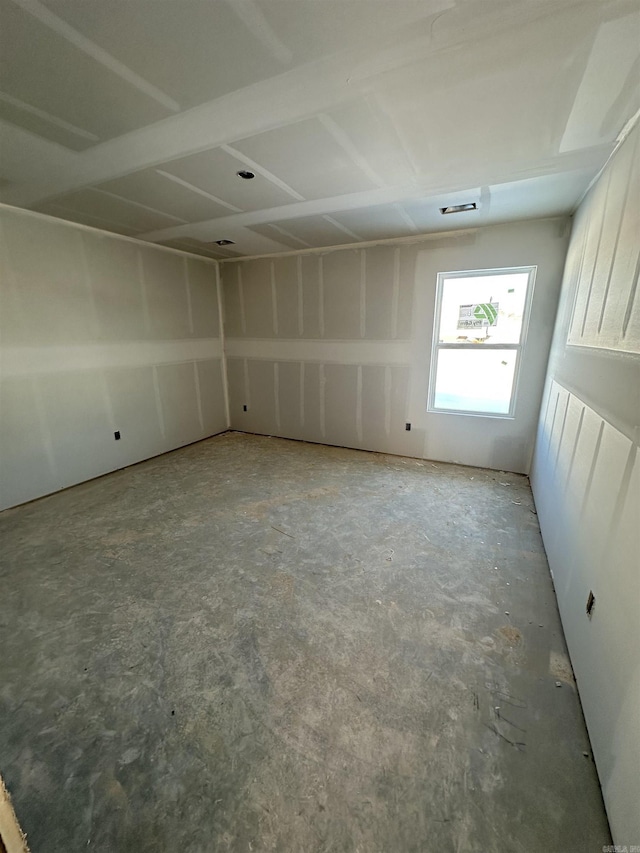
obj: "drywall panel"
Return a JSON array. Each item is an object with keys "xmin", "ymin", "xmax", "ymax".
[
  {"xmin": 533, "ymin": 385, "xmax": 639, "ymax": 845},
  {"xmin": 160, "ymin": 147, "xmax": 295, "ymax": 212},
  {"xmin": 268, "ymin": 215, "xmax": 355, "ymax": 249},
  {"xmin": 0, "ymin": 377, "xmax": 58, "ymax": 508},
  {"xmin": 188, "ymin": 259, "xmax": 221, "ymax": 339},
  {"xmin": 0, "ymin": 95, "xmax": 96, "ymax": 152},
  {"xmin": 156, "ymin": 362, "xmax": 202, "ymax": 448},
  {"xmin": 302, "ymin": 362, "xmax": 324, "ymax": 446},
  {"xmin": 531, "ymin": 123, "xmax": 640, "ymax": 845},
  {"xmin": 322, "ymin": 250, "xmax": 361, "ymax": 340},
  {"xmin": 273, "ymin": 257, "xmax": 300, "ymax": 339},
  {"xmin": 0, "ymin": 206, "xmax": 227, "ymax": 511},
  {"xmin": 196, "ymin": 359, "xmax": 227, "ymax": 436},
  {"xmin": 37, "ymin": 370, "xmax": 113, "ymax": 490},
  {"xmin": 245, "ymin": 360, "xmax": 277, "ymax": 436},
  {"xmin": 0, "ymin": 213, "xmax": 93, "ymax": 345},
  {"xmin": 242, "ymin": 259, "xmax": 276, "ymax": 339},
  {"xmin": 360, "ymin": 363, "xmax": 411, "ymax": 456},
  {"xmin": 330, "ymin": 203, "xmax": 415, "ymax": 243},
  {"xmin": 277, "ymin": 360, "xmax": 303, "ymax": 441},
  {"xmin": 221, "ymin": 264, "xmax": 244, "ymax": 338},
  {"xmin": 233, "ymin": 117, "xmax": 376, "ymax": 200},
  {"xmin": 32, "ymin": 200, "xmax": 138, "ymax": 237},
  {"xmin": 34, "ymin": 0, "xmax": 285, "ymax": 112},
  {"xmin": 96, "ymin": 169, "xmax": 232, "ymax": 223},
  {"xmin": 360, "ymin": 365, "xmax": 388, "ymax": 450},
  {"xmin": 0, "ymin": 0, "xmax": 172, "ymax": 141},
  {"xmin": 247, "ymin": 223, "xmax": 309, "ymax": 251},
  {"xmin": 105, "ymin": 365, "xmax": 165, "ymax": 461},
  {"xmin": 567, "ymin": 125, "xmax": 640, "ymax": 352},
  {"xmin": 41, "ymin": 188, "xmax": 180, "ymax": 234},
  {"xmin": 83, "ymin": 235, "xmax": 146, "ymax": 340},
  {"xmin": 223, "ymin": 216, "xmax": 568, "ymax": 473},
  {"xmin": 139, "ymin": 247, "xmax": 191, "ymax": 339},
  {"xmin": 225, "ymin": 357, "xmax": 247, "ymax": 423},
  {"xmin": 324, "ymin": 363, "xmax": 359, "ymax": 448},
  {"xmin": 363, "ymin": 247, "xmax": 396, "ymax": 340},
  {"xmin": 300, "ymin": 255, "xmax": 323, "ymax": 340}
]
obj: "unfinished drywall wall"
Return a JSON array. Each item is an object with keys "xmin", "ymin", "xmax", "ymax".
[
  {"xmin": 0, "ymin": 206, "xmax": 228, "ymax": 511},
  {"xmin": 531, "ymin": 123, "xmax": 640, "ymax": 845},
  {"xmin": 221, "ymin": 217, "xmax": 569, "ymax": 473}
]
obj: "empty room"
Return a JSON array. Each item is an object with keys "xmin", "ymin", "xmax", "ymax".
[{"xmin": 0, "ymin": 0, "xmax": 639, "ymax": 850}]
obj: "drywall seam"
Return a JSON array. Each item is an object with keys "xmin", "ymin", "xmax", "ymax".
[
  {"xmin": 274, "ymin": 362, "xmax": 281, "ymax": 431},
  {"xmin": 243, "ymin": 358, "xmax": 251, "ymax": 409},
  {"xmin": 296, "ymin": 255, "xmax": 304, "ymax": 336},
  {"xmin": 78, "ymin": 232, "xmax": 100, "ymax": 338},
  {"xmin": 1, "ymin": 340, "xmax": 223, "ymax": 376},
  {"xmin": 621, "ymin": 253, "xmax": 640, "ymax": 338},
  {"xmin": 384, "ymin": 366, "xmax": 392, "ymax": 435},
  {"xmin": 10, "ymin": 0, "xmax": 180, "ymax": 112},
  {"xmin": 578, "ymin": 420, "xmax": 605, "ymax": 517},
  {"xmin": 151, "ymin": 366, "xmax": 166, "ymax": 438},
  {"xmin": 193, "ymin": 361, "xmax": 205, "ymax": 431},
  {"xmin": 32, "ymin": 376, "xmax": 57, "ymax": 481},
  {"xmin": 571, "ymin": 105, "xmax": 640, "ymax": 213},
  {"xmin": 391, "ymin": 248, "xmax": 400, "ymax": 339},
  {"xmin": 183, "ymin": 258, "xmax": 195, "ymax": 335},
  {"xmin": 597, "ymin": 138, "xmax": 636, "ymax": 332},
  {"xmin": 356, "ymin": 365, "xmax": 363, "ymax": 442},
  {"xmin": 238, "ymin": 266, "xmax": 247, "ymax": 334},
  {"xmin": 217, "ymin": 216, "xmax": 568, "ymax": 263},
  {"xmin": 215, "ymin": 261, "xmax": 231, "ymax": 429},
  {"xmin": 359, "ymin": 250, "xmax": 366, "ymax": 338},
  {"xmin": 319, "ymin": 364, "xmax": 326, "ymax": 438},
  {"xmin": 563, "ymin": 405, "xmax": 586, "ymax": 494},
  {"xmin": 318, "ymin": 257, "xmax": 325, "ymax": 337},
  {"xmin": 136, "ymin": 250, "xmax": 152, "ymax": 335},
  {"xmin": 0, "ymin": 203, "xmax": 219, "ymax": 265},
  {"xmin": 224, "ymin": 339, "xmax": 412, "ymax": 364},
  {"xmin": 97, "ymin": 372, "xmax": 116, "ymax": 435},
  {"xmin": 553, "ymin": 394, "xmax": 570, "ymax": 473},
  {"xmin": 580, "ymin": 169, "xmax": 613, "ymax": 338},
  {"xmin": 270, "ymin": 261, "xmax": 278, "ymax": 335}
]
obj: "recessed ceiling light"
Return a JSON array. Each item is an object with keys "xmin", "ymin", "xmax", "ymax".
[
  {"xmin": 236, "ymin": 170, "xmax": 255, "ymax": 180},
  {"xmin": 440, "ymin": 202, "xmax": 477, "ymax": 215},
  {"xmin": 215, "ymin": 239, "xmax": 235, "ymax": 246}
]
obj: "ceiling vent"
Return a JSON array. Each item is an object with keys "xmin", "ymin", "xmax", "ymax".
[{"xmin": 440, "ymin": 202, "xmax": 477, "ymax": 215}]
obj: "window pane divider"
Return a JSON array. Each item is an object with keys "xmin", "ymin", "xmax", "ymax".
[{"xmin": 436, "ymin": 342, "xmax": 521, "ymax": 350}]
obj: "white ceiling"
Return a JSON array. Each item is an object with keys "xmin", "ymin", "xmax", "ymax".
[{"xmin": 1, "ymin": 0, "xmax": 639, "ymax": 259}]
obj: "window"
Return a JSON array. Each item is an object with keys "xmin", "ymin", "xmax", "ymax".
[{"xmin": 428, "ymin": 267, "xmax": 536, "ymax": 417}]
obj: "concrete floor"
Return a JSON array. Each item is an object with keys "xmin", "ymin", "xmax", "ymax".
[{"xmin": 0, "ymin": 432, "xmax": 610, "ymax": 852}]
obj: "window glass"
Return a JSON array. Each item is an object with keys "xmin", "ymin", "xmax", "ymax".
[
  {"xmin": 438, "ymin": 273, "xmax": 529, "ymax": 345},
  {"xmin": 433, "ymin": 349, "xmax": 518, "ymax": 414}
]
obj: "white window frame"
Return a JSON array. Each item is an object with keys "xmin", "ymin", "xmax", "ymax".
[{"xmin": 427, "ymin": 265, "xmax": 537, "ymax": 419}]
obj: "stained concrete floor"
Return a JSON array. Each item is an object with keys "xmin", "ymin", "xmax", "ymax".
[{"xmin": 0, "ymin": 432, "xmax": 610, "ymax": 852}]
